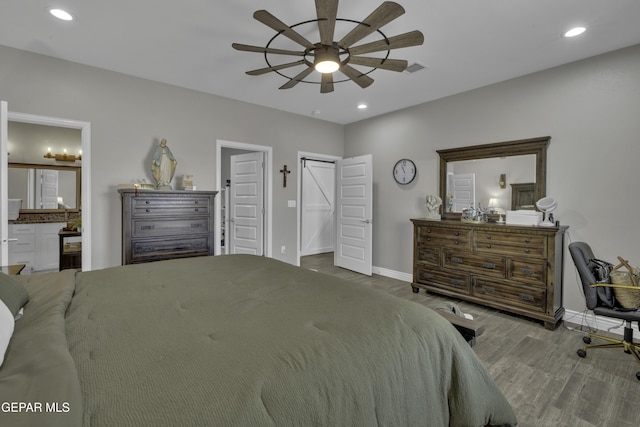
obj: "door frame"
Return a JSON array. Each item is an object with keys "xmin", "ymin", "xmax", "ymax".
[
  {"xmin": 216, "ymin": 139, "xmax": 272, "ymax": 257},
  {"xmin": 295, "ymin": 151, "xmax": 341, "ymax": 266},
  {"xmin": 2, "ymin": 109, "xmax": 92, "ymax": 270}
]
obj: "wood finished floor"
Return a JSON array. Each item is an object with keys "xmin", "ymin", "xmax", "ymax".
[{"xmin": 301, "ymin": 253, "xmax": 640, "ymax": 427}]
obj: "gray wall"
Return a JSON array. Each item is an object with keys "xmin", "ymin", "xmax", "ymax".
[
  {"xmin": 344, "ymin": 43, "xmax": 640, "ymax": 313},
  {"xmin": 0, "ymin": 45, "xmax": 344, "ymax": 268}
]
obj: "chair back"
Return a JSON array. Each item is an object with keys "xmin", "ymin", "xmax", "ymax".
[{"xmin": 568, "ymin": 242, "xmax": 599, "ymax": 310}]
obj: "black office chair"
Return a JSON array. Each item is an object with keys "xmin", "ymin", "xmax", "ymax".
[{"xmin": 568, "ymin": 242, "xmax": 640, "ymax": 380}]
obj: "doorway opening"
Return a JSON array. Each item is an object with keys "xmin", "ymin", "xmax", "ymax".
[
  {"xmin": 215, "ymin": 140, "xmax": 272, "ymax": 257},
  {"xmin": 1, "ymin": 107, "xmax": 91, "ymax": 271}
]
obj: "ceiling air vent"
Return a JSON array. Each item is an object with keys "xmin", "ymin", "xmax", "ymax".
[{"xmin": 404, "ymin": 62, "xmax": 426, "ymax": 74}]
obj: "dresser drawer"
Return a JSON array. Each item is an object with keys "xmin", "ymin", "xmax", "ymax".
[
  {"xmin": 132, "ymin": 217, "xmax": 210, "ymax": 238},
  {"xmin": 130, "ymin": 236, "xmax": 211, "ymax": 263},
  {"xmin": 509, "ymin": 258, "xmax": 547, "ymax": 287},
  {"xmin": 474, "ymin": 278, "xmax": 546, "ymax": 313},
  {"xmin": 475, "ymin": 231, "xmax": 546, "ymax": 258},
  {"xmin": 415, "ymin": 267, "xmax": 471, "ymax": 294},
  {"xmin": 443, "ymin": 250, "xmax": 505, "ymax": 278},
  {"xmin": 417, "ymin": 226, "xmax": 471, "ymax": 249},
  {"xmin": 131, "ymin": 196, "xmax": 211, "ymax": 217},
  {"xmin": 416, "ymin": 246, "xmax": 439, "ymax": 266}
]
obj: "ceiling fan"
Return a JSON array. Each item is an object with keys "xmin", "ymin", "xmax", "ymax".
[{"xmin": 232, "ymin": 0, "xmax": 424, "ymax": 93}]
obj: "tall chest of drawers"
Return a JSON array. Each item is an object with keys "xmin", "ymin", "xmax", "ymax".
[
  {"xmin": 119, "ymin": 189, "xmax": 217, "ymax": 265},
  {"xmin": 411, "ymin": 219, "xmax": 568, "ymax": 329}
]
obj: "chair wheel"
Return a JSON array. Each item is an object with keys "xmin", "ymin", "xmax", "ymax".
[
  {"xmin": 577, "ymin": 349, "xmax": 587, "ymax": 358},
  {"xmin": 583, "ymin": 336, "xmax": 591, "ymax": 344}
]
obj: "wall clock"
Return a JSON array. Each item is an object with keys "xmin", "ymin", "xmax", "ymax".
[{"xmin": 393, "ymin": 159, "xmax": 417, "ymax": 185}]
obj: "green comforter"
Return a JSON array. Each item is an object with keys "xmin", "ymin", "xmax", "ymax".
[{"xmin": 2, "ymin": 255, "xmax": 516, "ymax": 426}]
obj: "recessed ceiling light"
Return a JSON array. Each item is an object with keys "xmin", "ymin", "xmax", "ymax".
[
  {"xmin": 49, "ymin": 8, "xmax": 74, "ymax": 21},
  {"xmin": 357, "ymin": 103, "xmax": 368, "ymax": 110},
  {"xmin": 564, "ymin": 26, "xmax": 586, "ymax": 38}
]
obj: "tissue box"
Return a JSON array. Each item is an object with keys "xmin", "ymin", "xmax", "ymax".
[{"xmin": 506, "ymin": 210, "xmax": 542, "ymax": 226}]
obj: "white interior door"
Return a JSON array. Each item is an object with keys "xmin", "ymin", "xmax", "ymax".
[
  {"xmin": 228, "ymin": 152, "xmax": 264, "ymax": 255},
  {"xmin": 40, "ymin": 169, "xmax": 59, "ymax": 209},
  {"xmin": 0, "ymin": 100, "xmax": 8, "ymax": 266},
  {"xmin": 335, "ymin": 154, "xmax": 372, "ymax": 276},
  {"xmin": 301, "ymin": 160, "xmax": 335, "ymax": 256},
  {"xmin": 450, "ymin": 173, "xmax": 476, "ymax": 211}
]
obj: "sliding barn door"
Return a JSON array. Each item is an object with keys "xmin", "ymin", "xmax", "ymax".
[{"xmin": 301, "ymin": 159, "xmax": 335, "ymax": 256}]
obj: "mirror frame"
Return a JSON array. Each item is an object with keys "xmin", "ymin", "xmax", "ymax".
[
  {"xmin": 437, "ymin": 136, "xmax": 550, "ymax": 220},
  {"xmin": 9, "ymin": 162, "xmax": 81, "ymax": 213}
]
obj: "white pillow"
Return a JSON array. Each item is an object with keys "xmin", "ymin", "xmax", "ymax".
[{"xmin": 0, "ymin": 299, "xmax": 15, "ymax": 367}]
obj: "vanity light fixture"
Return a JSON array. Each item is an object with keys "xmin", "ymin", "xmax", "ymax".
[
  {"xmin": 499, "ymin": 173, "xmax": 506, "ymax": 189},
  {"xmin": 44, "ymin": 147, "xmax": 82, "ymax": 162}
]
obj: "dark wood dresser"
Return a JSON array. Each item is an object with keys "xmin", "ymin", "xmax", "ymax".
[
  {"xmin": 119, "ymin": 189, "xmax": 217, "ymax": 265},
  {"xmin": 411, "ymin": 219, "xmax": 568, "ymax": 329}
]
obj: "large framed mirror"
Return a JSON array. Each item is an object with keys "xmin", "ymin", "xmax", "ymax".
[
  {"xmin": 8, "ymin": 162, "xmax": 81, "ymax": 212},
  {"xmin": 437, "ymin": 136, "xmax": 549, "ymax": 220}
]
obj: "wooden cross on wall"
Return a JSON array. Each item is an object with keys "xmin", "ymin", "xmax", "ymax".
[{"xmin": 280, "ymin": 165, "xmax": 291, "ymax": 187}]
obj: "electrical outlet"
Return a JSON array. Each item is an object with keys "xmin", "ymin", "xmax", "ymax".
[{"xmin": 281, "ymin": 245, "xmax": 286, "ymax": 254}]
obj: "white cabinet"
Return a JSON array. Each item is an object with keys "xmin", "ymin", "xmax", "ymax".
[{"xmin": 9, "ymin": 222, "xmax": 66, "ymax": 273}]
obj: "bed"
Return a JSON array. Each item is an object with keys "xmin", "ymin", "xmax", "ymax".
[{"xmin": 1, "ymin": 254, "xmax": 517, "ymax": 426}]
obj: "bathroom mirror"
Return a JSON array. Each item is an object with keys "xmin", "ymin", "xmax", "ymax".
[
  {"xmin": 437, "ymin": 136, "xmax": 549, "ymax": 220},
  {"xmin": 8, "ymin": 162, "xmax": 81, "ymax": 212}
]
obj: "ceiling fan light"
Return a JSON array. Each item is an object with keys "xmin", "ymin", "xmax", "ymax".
[{"xmin": 314, "ymin": 46, "xmax": 340, "ymax": 73}]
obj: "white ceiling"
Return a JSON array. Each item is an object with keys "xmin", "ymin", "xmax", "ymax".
[{"xmin": 1, "ymin": 0, "xmax": 640, "ymax": 125}]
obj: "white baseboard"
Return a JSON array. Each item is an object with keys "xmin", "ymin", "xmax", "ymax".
[
  {"xmin": 372, "ymin": 265, "xmax": 412, "ymax": 283},
  {"xmin": 372, "ymin": 265, "xmax": 639, "ymax": 340}
]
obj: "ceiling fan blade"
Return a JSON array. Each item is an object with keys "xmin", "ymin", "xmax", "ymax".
[
  {"xmin": 246, "ymin": 60, "xmax": 306, "ymax": 76},
  {"xmin": 348, "ymin": 56, "xmax": 408, "ymax": 72},
  {"xmin": 279, "ymin": 66, "xmax": 315, "ymax": 89},
  {"xmin": 232, "ymin": 43, "xmax": 305, "ymax": 57},
  {"xmin": 320, "ymin": 72, "xmax": 334, "ymax": 93},
  {"xmin": 348, "ymin": 30, "xmax": 424, "ymax": 56},
  {"xmin": 254, "ymin": 10, "xmax": 315, "ymax": 50},
  {"xmin": 338, "ymin": 1, "xmax": 405, "ymax": 48},
  {"xmin": 316, "ymin": 0, "xmax": 339, "ymax": 46},
  {"xmin": 340, "ymin": 64, "xmax": 374, "ymax": 89}
]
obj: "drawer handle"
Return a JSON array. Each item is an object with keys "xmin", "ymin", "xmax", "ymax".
[
  {"xmin": 482, "ymin": 285, "xmax": 495, "ymax": 293},
  {"xmin": 482, "ymin": 262, "xmax": 496, "ymax": 269},
  {"xmin": 191, "ymin": 223, "xmax": 202, "ymax": 228},
  {"xmin": 423, "ymin": 253, "xmax": 434, "ymax": 259},
  {"xmin": 421, "ymin": 273, "xmax": 434, "ymax": 280},
  {"xmin": 145, "ymin": 200, "xmax": 150, "ymax": 204},
  {"xmin": 426, "ymin": 237, "xmax": 431, "ymax": 241},
  {"xmin": 524, "ymin": 249, "xmax": 530, "ymax": 254},
  {"xmin": 454, "ymin": 240, "xmax": 459, "ymax": 245},
  {"xmin": 451, "ymin": 279, "xmax": 463, "ymax": 286},
  {"xmin": 485, "ymin": 244, "xmax": 492, "ymax": 249},
  {"xmin": 524, "ymin": 239, "xmax": 530, "ymax": 243},
  {"xmin": 486, "ymin": 235, "xmax": 492, "ymax": 240},
  {"xmin": 451, "ymin": 256, "xmax": 464, "ymax": 264},
  {"xmin": 454, "ymin": 231, "xmax": 460, "ymax": 236},
  {"xmin": 520, "ymin": 294, "xmax": 535, "ymax": 302},
  {"xmin": 141, "ymin": 225, "xmax": 155, "ymax": 230},
  {"xmin": 146, "ymin": 209, "xmax": 150, "ymax": 213},
  {"xmin": 520, "ymin": 268, "xmax": 535, "ymax": 275}
]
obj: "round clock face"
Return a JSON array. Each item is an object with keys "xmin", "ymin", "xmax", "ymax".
[{"xmin": 393, "ymin": 159, "xmax": 416, "ymax": 185}]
